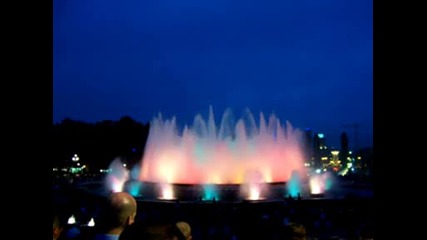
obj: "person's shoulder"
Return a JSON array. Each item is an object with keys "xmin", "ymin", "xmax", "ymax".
[{"xmin": 94, "ymin": 233, "xmax": 120, "ymax": 240}]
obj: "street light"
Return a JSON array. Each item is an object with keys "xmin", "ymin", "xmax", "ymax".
[{"xmin": 72, "ymin": 154, "xmax": 79, "ymax": 162}]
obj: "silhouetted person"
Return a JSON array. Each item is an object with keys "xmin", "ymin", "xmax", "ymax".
[
  {"xmin": 53, "ymin": 213, "xmax": 65, "ymax": 240},
  {"xmin": 94, "ymin": 192, "xmax": 137, "ymax": 240},
  {"xmin": 176, "ymin": 221, "xmax": 192, "ymax": 240},
  {"xmin": 119, "ymin": 222, "xmax": 186, "ymax": 240},
  {"xmin": 283, "ymin": 223, "xmax": 307, "ymax": 240}
]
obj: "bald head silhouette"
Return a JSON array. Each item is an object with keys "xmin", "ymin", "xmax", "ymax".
[
  {"xmin": 176, "ymin": 221, "xmax": 192, "ymax": 240},
  {"xmin": 97, "ymin": 192, "xmax": 138, "ymax": 236}
]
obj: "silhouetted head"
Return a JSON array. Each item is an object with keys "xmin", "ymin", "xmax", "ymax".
[
  {"xmin": 98, "ymin": 192, "xmax": 137, "ymax": 235},
  {"xmin": 53, "ymin": 213, "xmax": 65, "ymax": 240},
  {"xmin": 176, "ymin": 221, "xmax": 192, "ymax": 240},
  {"xmin": 109, "ymin": 192, "xmax": 137, "ymax": 225},
  {"xmin": 284, "ymin": 223, "xmax": 307, "ymax": 240}
]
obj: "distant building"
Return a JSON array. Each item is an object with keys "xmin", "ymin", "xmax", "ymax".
[
  {"xmin": 303, "ymin": 128, "xmax": 314, "ymax": 167},
  {"xmin": 313, "ymin": 133, "xmax": 329, "ymax": 169},
  {"xmin": 357, "ymin": 147, "xmax": 373, "ymax": 176},
  {"xmin": 340, "ymin": 132, "xmax": 350, "ymax": 167}
]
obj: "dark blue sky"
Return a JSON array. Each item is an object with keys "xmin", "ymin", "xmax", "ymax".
[{"xmin": 53, "ymin": 0, "xmax": 372, "ymax": 149}]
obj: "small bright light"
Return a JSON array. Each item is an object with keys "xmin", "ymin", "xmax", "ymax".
[
  {"xmin": 53, "ymin": 168, "xmax": 58, "ymax": 171},
  {"xmin": 77, "ymin": 163, "xmax": 80, "ymax": 166},
  {"xmin": 315, "ymin": 169, "xmax": 321, "ymax": 174},
  {"xmin": 309, "ymin": 177, "xmax": 323, "ymax": 194},
  {"xmin": 331, "ymin": 151, "xmax": 339, "ymax": 156},
  {"xmin": 349, "ymin": 151, "xmax": 352, "ymax": 154},
  {"xmin": 112, "ymin": 183, "xmax": 124, "ymax": 193},
  {"xmin": 318, "ymin": 133, "xmax": 324, "ymax": 138},
  {"xmin": 88, "ymin": 218, "xmax": 95, "ymax": 227},
  {"xmin": 248, "ymin": 186, "xmax": 261, "ymax": 200},
  {"xmin": 163, "ymin": 189, "xmax": 173, "ymax": 199},
  {"xmin": 123, "ymin": 164, "xmax": 126, "ymax": 167},
  {"xmin": 159, "ymin": 184, "xmax": 175, "ymax": 200},
  {"xmin": 99, "ymin": 169, "xmax": 103, "ymax": 173},
  {"xmin": 323, "ymin": 169, "xmax": 327, "ymax": 172},
  {"xmin": 351, "ymin": 168, "xmax": 355, "ymax": 171},
  {"xmin": 68, "ymin": 215, "xmax": 76, "ymax": 224},
  {"xmin": 72, "ymin": 154, "xmax": 79, "ymax": 162},
  {"xmin": 357, "ymin": 156, "xmax": 362, "ymax": 160}
]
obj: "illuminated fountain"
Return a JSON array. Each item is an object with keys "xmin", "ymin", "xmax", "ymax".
[
  {"xmin": 136, "ymin": 106, "xmax": 307, "ymax": 200},
  {"xmin": 91, "ymin": 107, "xmax": 358, "ymax": 201},
  {"xmin": 309, "ymin": 171, "xmax": 334, "ymax": 198},
  {"xmin": 105, "ymin": 158, "xmax": 129, "ymax": 193},
  {"xmin": 287, "ymin": 170, "xmax": 303, "ymax": 198},
  {"xmin": 158, "ymin": 182, "xmax": 176, "ymax": 200},
  {"xmin": 78, "ymin": 106, "xmax": 370, "ymax": 201}
]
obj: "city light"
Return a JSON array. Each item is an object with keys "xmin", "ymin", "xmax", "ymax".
[
  {"xmin": 88, "ymin": 218, "xmax": 95, "ymax": 227},
  {"xmin": 67, "ymin": 215, "xmax": 76, "ymax": 224},
  {"xmin": 72, "ymin": 154, "xmax": 79, "ymax": 162}
]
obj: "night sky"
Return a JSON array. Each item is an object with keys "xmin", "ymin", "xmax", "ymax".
[{"xmin": 53, "ymin": 0, "xmax": 372, "ymax": 149}]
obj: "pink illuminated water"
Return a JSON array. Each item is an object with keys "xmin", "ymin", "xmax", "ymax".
[
  {"xmin": 139, "ymin": 107, "xmax": 306, "ymax": 185},
  {"xmin": 106, "ymin": 158, "xmax": 129, "ymax": 192},
  {"xmin": 309, "ymin": 172, "xmax": 333, "ymax": 194}
]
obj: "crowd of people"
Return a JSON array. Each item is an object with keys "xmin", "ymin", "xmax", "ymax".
[
  {"xmin": 54, "ymin": 191, "xmax": 195, "ymax": 240},
  {"xmin": 53, "ymin": 187, "xmax": 373, "ymax": 240}
]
